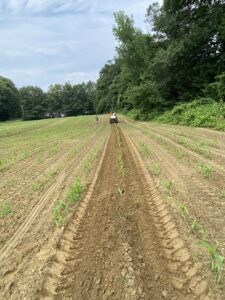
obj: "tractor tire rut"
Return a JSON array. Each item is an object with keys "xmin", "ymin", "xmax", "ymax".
[{"xmin": 40, "ymin": 126, "xmax": 213, "ymax": 300}]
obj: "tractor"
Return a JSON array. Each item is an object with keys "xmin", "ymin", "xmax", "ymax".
[{"xmin": 110, "ymin": 113, "xmax": 118, "ymax": 124}]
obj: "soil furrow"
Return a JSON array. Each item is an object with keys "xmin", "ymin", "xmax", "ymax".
[{"xmin": 40, "ymin": 125, "xmax": 215, "ymax": 300}]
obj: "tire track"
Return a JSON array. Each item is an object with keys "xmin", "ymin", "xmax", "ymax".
[
  {"xmin": 39, "ymin": 125, "xmax": 217, "ymax": 300},
  {"xmin": 121, "ymin": 121, "xmax": 225, "ymax": 243},
  {"xmin": 41, "ymin": 131, "xmax": 111, "ymax": 299},
  {"xmin": 120, "ymin": 126, "xmax": 216, "ymax": 299}
]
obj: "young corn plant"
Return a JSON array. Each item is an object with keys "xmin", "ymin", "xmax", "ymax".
[
  {"xmin": 199, "ymin": 163, "xmax": 212, "ymax": 179},
  {"xmin": 0, "ymin": 202, "xmax": 12, "ymax": 219},
  {"xmin": 116, "ymin": 184, "xmax": 125, "ymax": 196},
  {"xmin": 52, "ymin": 177, "xmax": 84, "ymax": 227},
  {"xmin": 191, "ymin": 218, "xmax": 199, "ymax": 233},
  {"xmin": 52, "ymin": 200, "xmax": 68, "ymax": 227},
  {"xmin": 176, "ymin": 199, "xmax": 189, "ymax": 219},
  {"xmin": 198, "ymin": 225, "xmax": 208, "ymax": 240},
  {"xmin": 118, "ymin": 152, "xmax": 125, "ymax": 177},
  {"xmin": 199, "ymin": 240, "xmax": 224, "ymax": 282},
  {"xmin": 138, "ymin": 142, "xmax": 151, "ymax": 157},
  {"xmin": 164, "ymin": 179, "xmax": 174, "ymax": 196},
  {"xmin": 152, "ymin": 163, "xmax": 161, "ymax": 176},
  {"xmin": 68, "ymin": 177, "xmax": 84, "ymax": 203}
]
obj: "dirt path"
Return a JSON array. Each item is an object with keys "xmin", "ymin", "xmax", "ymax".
[{"xmin": 40, "ymin": 125, "xmax": 214, "ymax": 300}]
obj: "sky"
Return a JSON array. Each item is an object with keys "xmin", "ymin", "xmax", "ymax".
[{"xmin": 0, "ymin": 0, "xmax": 161, "ymax": 90}]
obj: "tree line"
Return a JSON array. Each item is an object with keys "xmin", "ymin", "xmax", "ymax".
[
  {"xmin": 95, "ymin": 0, "xmax": 225, "ymax": 118},
  {"xmin": 1, "ymin": 0, "xmax": 225, "ymax": 122},
  {"xmin": 0, "ymin": 77, "xmax": 96, "ymax": 121}
]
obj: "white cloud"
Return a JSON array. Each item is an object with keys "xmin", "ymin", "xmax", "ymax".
[{"xmin": 0, "ymin": 0, "xmax": 161, "ymax": 88}]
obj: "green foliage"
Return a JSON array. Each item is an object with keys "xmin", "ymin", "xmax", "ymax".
[
  {"xmin": 199, "ymin": 163, "xmax": 212, "ymax": 178},
  {"xmin": 18, "ymin": 81, "xmax": 95, "ymax": 120},
  {"xmin": 68, "ymin": 177, "xmax": 84, "ymax": 203},
  {"xmin": 164, "ymin": 179, "xmax": 173, "ymax": 195},
  {"xmin": 19, "ymin": 86, "xmax": 47, "ymax": 120},
  {"xmin": 205, "ymin": 72, "xmax": 225, "ymax": 101},
  {"xmin": 152, "ymin": 163, "xmax": 161, "ymax": 176},
  {"xmin": 52, "ymin": 200, "xmax": 68, "ymax": 227},
  {"xmin": 52, "ymin": 177, "xmax": 84, "ymax": 227},
  {"xmin": 82, "ymin": 144, "xmax": 101, "ymax": 174},
  {"xmin": 0, "ymin": 202, "xmax": 12, "ymax": 219},
  {"xmin": 199, "ymin": 240, "xmax": 224, "ymax": 282},
  {"xmin": 154, "ymin": 99, "xmax": 225, "ymax": 130},
  {"xmin": 95, "ymin": 1, "xmax": 225, "ymax": 127},
  {"xmin": 138, "ymin": 142, "xmax": 151, "ymax": 157},
  {"xmin": 0, "ymin": 76, "xmax": 21, "ymax": 121}
]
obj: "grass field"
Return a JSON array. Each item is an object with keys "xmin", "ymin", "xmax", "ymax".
[{"xmin": 0, "ymin": 116, "xmax": 224, "ymax": 299}]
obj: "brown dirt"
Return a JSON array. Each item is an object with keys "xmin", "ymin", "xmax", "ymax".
[
  {"xmin": 121, "ymin": 118, "xmax": 225, "ymax": 298},
  {"xmin": 0, "ymin": 118, "xmax": 109, "ymax": 299},
  {"xmin": 39, "ymin": 125, "xmax": 215, "ymax": 300},
  {"xmin": 0, "ymin": 118, "xmax": 223, "ymax": 299}
]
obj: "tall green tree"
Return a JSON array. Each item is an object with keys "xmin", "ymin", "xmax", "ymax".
[
  {"xmin": 19, "ymin": 86, "xmax": 47, "ymax": 120},
  {"xmin": 47, "ymin": 84, "xmax": 64, "ymax": 115},
  {"xmin": 0, "ymin": 76, "xmax": 21, "ymax": 121},
  {"xmin": 146, "ymin": 0, "xmax": 225, "ymax": 100}
]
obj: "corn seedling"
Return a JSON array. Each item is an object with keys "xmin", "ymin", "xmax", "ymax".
[
  {"xmin": 118, "ymin": 152, "xmax": 125, "ymax": 177},
  {"xmin": 176, "ymin": 199, "xmax": 189, "ymax": 219},
  {"xmin": 199, "ymin": 163, "xmax": 212, "ymax": 178},
  {"xmin": 52, "ymin": 200, "xmax": 68, "ymax": 227},
  {"xmin": 116, "ymin": 184, "xmax": 124, "ymax": 196},
  {"xmin": 0, "ymin": 203, "xmax": 12, "ymax": 219},
  {"xmin": 191, "ymin": 218, "xmax": 199, "ymax": 233},
  {"xmin": 198, "ymin": 225, "xmax": 208, "ymax": 240},
  {"xmin": 139, "ymin": 143, "xmax": 151, "ymax": 157},
  {"xmin": 152, "ymin": 163, "xmax": 161, "ymax": 176},
  {"xmin": 31, "ymin": 181, "xmax": 45, "ymax": 191},
  {"xmin": 199, "ymin": 240, "xmax": 224, "ymax": 282},
  {"xmin": 164, "ymin": 179, "xmax": 174, "ymax": 196},
  {"xmin": 68, "ymin": 177, "xmax": 84, "ymax": 203},
  {"xmin": 82, "ymin": 143, "xmax": 103, "ymax": 174},
  {"xmin": 174, "ymin": 149, "xmax": 185, "ymax": 159}
]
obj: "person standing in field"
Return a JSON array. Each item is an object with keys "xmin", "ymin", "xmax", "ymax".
[{"xmin": 95, "ymin": 114, "xmax": 99, "ymax": 124}]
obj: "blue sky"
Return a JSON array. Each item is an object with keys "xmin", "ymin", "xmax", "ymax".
[{"xmin": 0, "ymin": 0, "xmax": 161, "ymax": 90}]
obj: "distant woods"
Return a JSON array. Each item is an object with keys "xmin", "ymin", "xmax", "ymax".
[
  {"xmin": 1, "ymin": 0, "xmax": 225, "ymax": 121},
  {"xmin": 0, "ymin": 79, "xmax": 96, "ymax": 121}
]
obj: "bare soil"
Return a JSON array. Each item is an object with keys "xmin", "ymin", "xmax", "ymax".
[
  {"xmin": 0, "ymin": 117, "xmax": 224, "ymax": 299},
  {"xmin": 40, "ymin": 126, "xmax": 215, "ymax": 299}
]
